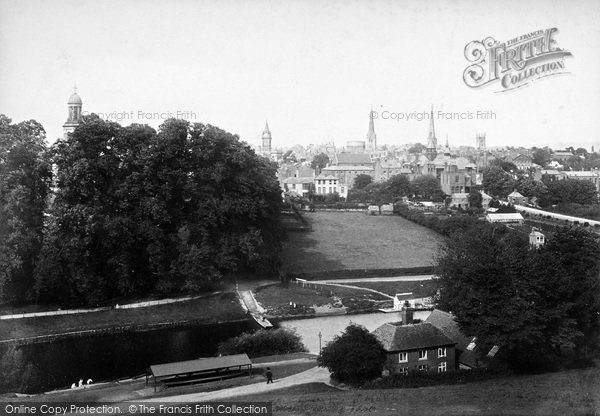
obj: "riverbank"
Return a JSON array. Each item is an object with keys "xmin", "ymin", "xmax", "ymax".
[{"xmin": 0, "ymin": 292, "xmax": 247, "ymax": 345}]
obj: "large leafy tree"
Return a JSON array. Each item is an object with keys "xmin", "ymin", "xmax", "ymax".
[
  {"xmin": 353, "ymin": 174, "xmax": 373, "ymax": 190},
  {"xmin": 310, "ymin": 152, "xmax": 329, "ymax": 174},
  {"xmin": 0, "ymin": 115, "xmax": 52, "ymax": 304},
  {"xmin": 540, "ymin": 179, "xmax": 597, "ymax": 206},
  {"xmin": 35, "ymin": 116, "xmax": 283, "ymax": 306},
  {"xmin": 318, "ymin": 324, "xmax": 386, "ymax": 385},
  {"xmin": 436, "ymin": 223, "xmax": 600, "ymax": 370},
  {"xmin": 481, "ymin": 166, "xmax": 516, "ymax": 198},
  {"xmin": 410, "ymin": 175, "xmax": 443, "ymax": 201}
]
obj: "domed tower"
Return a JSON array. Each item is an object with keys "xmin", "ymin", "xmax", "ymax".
[
  {"xmin": 63, "ymin": 86, "xmax": 83, "ymax": 139},
  {"xmin": 261, "ymin": 121, "xmax": 272, "ymax": 153}
]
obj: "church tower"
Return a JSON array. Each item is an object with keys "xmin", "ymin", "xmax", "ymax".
[
  {"xmin": 63, "ymin": 86, "xmax": 82, "ymax": 139},
  {"xmin": 261, "ymin": 121, "xmax": 272, "ymax": 153},
  {"xmin": 366, "ymin": 106, "xmax": 377, "ymax": 152},
  {"xmin": 425, "ymin": 106, "xmax": 438, "ymax": 161}
]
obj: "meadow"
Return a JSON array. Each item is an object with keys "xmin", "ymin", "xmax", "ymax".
[{"xmin": 281, "ymin": 212, "xmax": 445, "ymax": 274}]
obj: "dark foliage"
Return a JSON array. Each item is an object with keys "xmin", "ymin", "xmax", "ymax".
[
  {"xmin": 217, "ymin": 328, "xmax": 307, "ymax": 358},
  {"xmin": 317, "ymin": 323, "xmax": 386, "ymax": 385}
]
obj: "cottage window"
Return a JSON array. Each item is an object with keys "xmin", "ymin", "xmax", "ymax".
[
  {"xmin": 438, "ymin": 361, "xmax": 447, "ymax": 373},
  {"xmin": 398, "ymin": 367, "xmax": 409, "ymax": 376},
  {"xmin": 438, "ymin": 347, "xmax": 447, "ymax": 358},
  {"xmin": 417, "ymin": 364, "xmax": 428, "ymax": 371},
  {"xmin": 398, "ymin": 352, "xmax": 408, "ymax": 363},
  {"xmin": 418, "ymin": 350, "xmax": 427, "ymax": 360}
]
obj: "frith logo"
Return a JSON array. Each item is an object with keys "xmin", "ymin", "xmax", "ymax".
[{"xmin": 463, "ymin": 28, "xmax": 572, "ymax": 92}]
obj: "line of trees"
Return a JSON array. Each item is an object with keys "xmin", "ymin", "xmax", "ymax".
[
  {"xmin": 0, "ymin": 115, "xmax": 283, "ymax": 307},
  {"xmin": 348, "ymin": 174, "xmax": 444, "ymax": 203},
  {"xmin": 436, "ymin": 222, "xmax": 600, "ymax": 370}
]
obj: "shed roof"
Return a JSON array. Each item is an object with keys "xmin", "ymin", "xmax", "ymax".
[
  {"xmin": 149, "ymin": 354, "xmax": 252, "ymax": 378},
  {"xmin": 372, "ymin": 322, "xmax": 455, "ymax": 352}
]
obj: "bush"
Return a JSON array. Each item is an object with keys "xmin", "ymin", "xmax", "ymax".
[
  {"xmin": 218, "ymin": 328, "xmax": 307, "ymax": 358},
  {"xmin": 318, "ymin": 323, "xmax": 386, "ymax": 386},
  {"xmin": 361, "ymin": 368, "xmax": 503, "ymax": 389}
]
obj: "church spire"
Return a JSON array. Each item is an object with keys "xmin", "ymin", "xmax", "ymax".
[
  {"xmin": 425, "ymin": 105, "xmax": 438, "ymax": 161},
  {"xmin": 366, "ymin": 106, "xmax": 377, "ymax": 151},
  {"xmin": 261, "ymin": 120, "xmax": 272, "ymax": 153}
]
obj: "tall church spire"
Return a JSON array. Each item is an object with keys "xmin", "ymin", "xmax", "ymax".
[
  {"xmin": 425, "ymin": 105, "xmax": 438, "ymax": 161},
  {"xmin": 366, "ymin": 106, "xmax": 377, "ymax": 151}
]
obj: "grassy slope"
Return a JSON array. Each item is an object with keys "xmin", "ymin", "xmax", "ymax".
[
  {"xmin": 0, "ymin": 293, "xmax": 245, "ymax": 342},
  {"xmin": 233, "ymin": 365, "xmax": 600, "ymax": 416},
  {"xmin": 281, "ymin": 212, "xmax": 444, "ymax": 274},
  {"xmin": 349, "ymin": 279, "xmax": 440, "ymax": 297}
]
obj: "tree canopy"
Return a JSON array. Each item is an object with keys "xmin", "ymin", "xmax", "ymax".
[
  {"xmin": 33, "ymin": 116, "xmax": 283, "ymax": 306},
  {"xmin": 436, "ymin": 223, "xmax": 600, "ymax": 370},
  {"xmin": 0, "ymin": 115, "xmax": 52, "ymax": 304},
  {"xmin": 310, "ymin": 153, "xmax": 329, "ymax": 174},
  {"xmin": 318, "ymin": 323, "xmax": 386, "ymax": 385}
]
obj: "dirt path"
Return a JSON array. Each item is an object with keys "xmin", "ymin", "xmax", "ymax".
[{"xmin": 143, "ymin": 366, "xmax": 333, "ymax": 402}]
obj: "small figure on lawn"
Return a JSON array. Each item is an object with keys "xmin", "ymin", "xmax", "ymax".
[{"xmin": 266, "ymin": 367, "xmax": 273, "ymax": 384}]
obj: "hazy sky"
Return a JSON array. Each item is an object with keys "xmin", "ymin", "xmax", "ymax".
[{"xmin": 1, "ymin": 0, "xmax": 599, "ymax": 150}]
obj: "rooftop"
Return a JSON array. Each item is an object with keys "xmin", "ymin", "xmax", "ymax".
[{"xmin": 372, "ymin": 322, "xmax": 455, "ymax": 352}]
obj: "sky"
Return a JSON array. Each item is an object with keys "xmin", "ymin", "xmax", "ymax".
[{"xmin": 1, "ymin": 0, "xmax": 599, "ymax": 151}]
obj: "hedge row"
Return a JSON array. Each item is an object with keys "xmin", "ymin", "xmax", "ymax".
[
  {"xmin": 288, "ymin": 266, "xmax": 435, "ymax": 281},
  {"xmin": 394, "ymin": 205, "xmax": 481, "ymax": 237},
  {"xmin": 361, "ymin": 368, "xmax": 504, "ymax": 389}
]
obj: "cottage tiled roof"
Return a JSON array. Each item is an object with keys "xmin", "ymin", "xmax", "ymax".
[
  {"xmin": 508, "ymin": 190, "xmax": 524, "ymax": 198},
  {"xmin": 372, "ymin": 322, "xmax": 455, "ymax": 352},
  {"xmin": 424, "ymin": 309, "xmax": 472, "ymax": 351}
]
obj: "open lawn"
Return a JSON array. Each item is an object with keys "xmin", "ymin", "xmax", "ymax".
[
  {"xmin": 349, "ymin": 279, "xmax": 440, "ymax": 298},
  {"xmin": 254, "ymin": 283, "xmax": 391, "ymax": 316},
  {"xmin": 233, "ymin": 365, "xmax": 600, "ymax": 416},
  {"xmin": 281, "ymin": 212, "xmax": 444, "ymax": 274},
  {"xmin": 0, "ymin": 292, "xmax": 245, "ymax": 342}
]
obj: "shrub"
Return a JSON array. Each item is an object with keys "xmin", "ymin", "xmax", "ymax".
[
  {"xmin": 318, "ymin": 323, "xmax": 386, "ymax": 386},
  {"xmin": 361, "ymin": 368, "xmax": 503, "ymax": 389},
  {"xmin": 218, "ymin": 328, "xmax": 307, "ymax": 358}
]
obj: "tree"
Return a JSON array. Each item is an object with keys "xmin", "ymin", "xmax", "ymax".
[
  {"xmin": 353, "ymin": 174, "xmax": 373, "ymax": 190},
  {"xmin": 532, "ymin": 148, "xmax": 551, "ymax": 167},
  {"xmin": 408, "ymin": 143, "xmax": 426, "ymax": 154},
  {"xmin": 467, "ymin": 190, "xmax": 482, "ymax": 209},
  {"xmin": 436, "ymin": 223, "xmax": 600, "ymax": 370},
  {"xmin": 410, "ymin": 175, "xmax": 443, "ymax": 201},
  {"xmin": 318, "ymin": 324, "xmax": 386, "ymax": 385},
  {"xmin": 481, "ymin": 166, "xmax": 516, "ymax": 198},
  {"xmin": 218, "ymin": 328, "xmax": 307, "ymax": 358},
  {"xmin": 386, "ymin": 174, "xmax": 410, "ymax": 200},
  {"xmin": 310, "ymin": 153, "xmax": 329, "ymax": 174},
  {"xmin": 0, "ymin": 116, "xmax": 52, "ymax": 304},
  {"xmin": 35, "ymin": 116, "xmax": 283, "ymax": 306},
  {"xmin": 540, "ymin": 179, "xmax": 597, "ymax": 207}
]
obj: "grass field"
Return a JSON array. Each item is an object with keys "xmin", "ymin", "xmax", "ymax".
[
  {"xmin": 281, "ymin": 212, "xmax": 444, "ymax": 274},
  {"xmin": 233, "ymin": 365, "xmax": 600, "ymax": 415},
  {"xmin": 349, "ymin": 279, "xmax": 440, "ymax": 298},
  {"xmin": 0, "ymin": 292, "xmax": 245, "ymax": 342}
]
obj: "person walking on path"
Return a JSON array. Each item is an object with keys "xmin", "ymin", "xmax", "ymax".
[{"xmin": 265, "ymin": 367, "xmax": 273, "ymax": 384}]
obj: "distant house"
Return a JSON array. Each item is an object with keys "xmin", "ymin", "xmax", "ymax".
[
  {"xmin": 372, "ymin": 312, "xmax": 456, "ymax": 375},
  {"xmin": 486, "ymin": 213, "xmax": 524, "ymax": 224},
  {"xmin": 283, "ymin": 177, "xmax": 314, "ymax": 197},
  {"xmin": 511, "ymin": 154, "xmax": 533, "ymax": 170},
  {"xmin": 553, "ymin": 150, "xmax": 574, "ymax": 161},
  {"xmin": 480, "ymin": 191, "xmax": 493, "ymax": 210},
  {"xmin": 314, "ymin": 174, "xmax": 348, "ymax": 199},
  {"xmin": 393, "ymin": 293, "xmax": 433, "ymax": 309},
  {"xmin": 450, "ymin": 192, "xmax": 470, "ymax": 209},
  {"xmin": 507, "ymin": 190, "xmax": 526, "ymax": 205},
  {"xmin": 529, "ymin": 229, "xmax": 546, "ymax": 249}
]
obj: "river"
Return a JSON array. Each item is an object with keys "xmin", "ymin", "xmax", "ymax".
[{"xmin": 1, "ymin": 310, "xmax": 431, "ymax": 394}]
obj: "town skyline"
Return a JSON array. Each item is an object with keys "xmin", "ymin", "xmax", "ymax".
[{"xmin": 1, "ymin": 0, "xmax": 600, "ymax": 150}]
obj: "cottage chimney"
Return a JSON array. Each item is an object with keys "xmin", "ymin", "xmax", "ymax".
[{"xmin": 400, "ymin": 305, "xmax": 414, "ymax": 325}]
